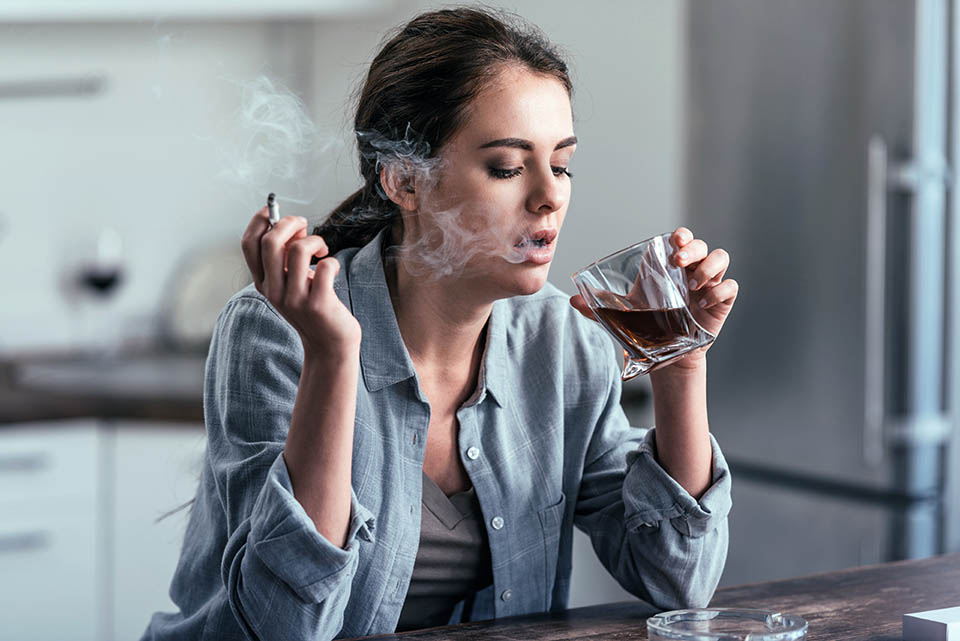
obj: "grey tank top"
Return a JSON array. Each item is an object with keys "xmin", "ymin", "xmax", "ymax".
[{"xmin": 394, "ymin": 471, "xmax": 494, "ymax": 632}]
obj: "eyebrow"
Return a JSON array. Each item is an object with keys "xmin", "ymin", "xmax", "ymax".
[{"xmin": 478, "ymin": 136, "xmax": 578, "ymax": 151}]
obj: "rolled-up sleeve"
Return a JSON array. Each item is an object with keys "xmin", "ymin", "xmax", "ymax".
[
  {"xmin": 572, "ymin": 329, "xmax": 731, "ymax": 612},
  {"xmin": 623, "ymin": 429, "xmax": 731, "ymax": 538},
  {"xmin": 208, "ymin": 295, "xmax": 376, "ymax": 640},
  {"xmin": 245, "ymin": 453, "xmax": 375, "ymax": 603}
]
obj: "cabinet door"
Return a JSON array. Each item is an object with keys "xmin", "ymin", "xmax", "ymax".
[
  {"xmin": 0, "ymin": 420, "xmax": 101, "ymax": 641},
  {"xmin": 0, "ymin": 420, "xmax": 99, "ymax": 504},
  {"xmin": 109, "ymin": 422, "xmax": 205, "ymax": 641},
  {"xmin": 0, "ymin": 499, "xmax": 99, "ymax": 641}
]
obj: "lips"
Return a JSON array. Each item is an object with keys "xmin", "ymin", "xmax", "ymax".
[{"xmin": 514, "ymin": 228, "xmax": 559, "ymax": 248}]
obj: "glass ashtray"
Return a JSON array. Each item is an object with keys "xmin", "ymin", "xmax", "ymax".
[{"xmin": 647, "ymin": 608, "xmax": 808, "ymax": 640}]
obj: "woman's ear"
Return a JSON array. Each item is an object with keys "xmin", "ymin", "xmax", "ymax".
[{"xmin": 379, "ymin": 164, "xmax": 417, "ymax": 211}]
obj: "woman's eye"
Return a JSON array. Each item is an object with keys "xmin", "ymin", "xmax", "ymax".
[
  {"xmin": 488, "ymin": 166, "xmax": 573, "ymax": 179},
  {"xmin": 489, "ymin": 167, "xmax": 522, "ymax": 179}
]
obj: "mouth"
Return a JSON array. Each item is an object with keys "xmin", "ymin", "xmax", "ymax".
[{"xmin": 514, "ymin": 228, "xmax": 558, "ymax": 249}]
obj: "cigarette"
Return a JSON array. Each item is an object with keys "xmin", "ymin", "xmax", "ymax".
[{"xmin": 267, "ymin": 193, "xmax": 279, "ymax": 225}]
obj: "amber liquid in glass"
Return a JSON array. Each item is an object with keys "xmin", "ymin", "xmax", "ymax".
[{"xmin": 593, "ymin": 307, "xmax": 690, "ymax": 357}]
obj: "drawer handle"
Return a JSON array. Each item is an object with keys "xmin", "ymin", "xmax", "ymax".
[
  {"xmin": 0, "ymin": 531, "xmax": 52, "ymax": 554},
  {"xmin": 0, "ymin": 453, "xmax": 49, "ymax": 473},
  {"xmin": 0, "ymin": 75, "xmax": 106, "ymax": 100}
]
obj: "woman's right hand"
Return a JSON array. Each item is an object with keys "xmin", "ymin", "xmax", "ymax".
[{"xmin": 241, "ymin": 208, "xmax": 362, "ymax": 359}]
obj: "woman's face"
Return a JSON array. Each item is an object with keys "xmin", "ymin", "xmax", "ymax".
[{"xmin": 402, "ymin": 65, "xmax": 576, "ymax": 298}]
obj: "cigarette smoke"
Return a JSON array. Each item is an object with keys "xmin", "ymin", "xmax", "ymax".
[
  {"xmin": 220, "ymin": 78, "xmax": 540, "ymax": 280},
  {"xmin": 354, "ymin": 125, "xmax": 535, "ymax": 279},
  {"xmin": 388, "ymin": 201, "xmax": 533, "ymax": 280},
  {"xmin": 218, "ymin": 75, "xmax": 339, "ymax": 209}
]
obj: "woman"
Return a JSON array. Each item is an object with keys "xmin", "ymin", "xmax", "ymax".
[{"xmin": 144, "ymin": 7, "xmax": 738, "ymax": 640}]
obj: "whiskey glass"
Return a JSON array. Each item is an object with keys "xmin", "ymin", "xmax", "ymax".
[{"xmin": 571, "ymin": 233, "xmax": 715, "ymax": 380}]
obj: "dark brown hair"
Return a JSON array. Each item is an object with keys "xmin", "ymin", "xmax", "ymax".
[{"xmin": 313, "ymin": 6, "xmax": 573, "ymax": 254}]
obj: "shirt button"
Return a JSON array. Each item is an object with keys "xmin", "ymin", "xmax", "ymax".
[
  {"xmin": 501, "ymin": 589, "xmax": 512, "ymax": 601},
  {"xmin": 466, "ymin": 446, "xmax": 480, "ymax": 460},
  {"xmin": 491, "ymin": 516, "xmax": 504, "ymax": 530}
]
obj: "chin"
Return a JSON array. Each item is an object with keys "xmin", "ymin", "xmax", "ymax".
[{"xmin": 504, "ymin": 264, "xmax": 551, "ymax": 297}]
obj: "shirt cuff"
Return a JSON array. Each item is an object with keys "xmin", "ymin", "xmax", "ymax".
[
  {"xmin": 622, "ymin": 429, "xmax": 732, "ymax": 538},
  {"xmin": 247, "ymin": 451, "xmax": 377, "ymax": 603}
]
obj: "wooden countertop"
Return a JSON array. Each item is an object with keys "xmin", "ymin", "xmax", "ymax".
[
  {"xmin": 347, "ymin": 554, "xmax": 960, "ymax": 640},
  {"xmin": 0, "ymin": 347, "xmax": 649, "ymax": 426},
  {"xmin": 0, "ymin": 351, "xmax": 204, "ymax": 424}
]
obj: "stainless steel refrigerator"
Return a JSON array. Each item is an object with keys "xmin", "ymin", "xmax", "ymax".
[{"xmin": 683, "ymin": 0, "xmax": 959, "ymax": 586}]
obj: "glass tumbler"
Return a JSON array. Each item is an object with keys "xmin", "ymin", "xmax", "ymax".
[{"xmin": 571, "ymin": 233, "xmax": 716, "ymax": 380}]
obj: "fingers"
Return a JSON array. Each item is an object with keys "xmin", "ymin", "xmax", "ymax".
[
  {"xmin": 285, "ymin": 235, "xmax": 330, "ymax": 304},
  {"xmin": 261, "ymin": 216, "xmax": 308, "ymax": 299},
  {"xmin": 241, "ymin": 207, "xmax": 271, "ymax": 287},
  {"xmin": 688, "ymin": 247, "xmax": 730, "ymax": 292},
  {"xmin": 673, "ymin": 238, "xmax": 708, "ymax": 268},
  {"xmin": 671, "ymin": 226, "xmax": 694, "ymax": 248},
  {"xmin": 695, "ymin": 278, "xmax": 739, "ymax": 310}
]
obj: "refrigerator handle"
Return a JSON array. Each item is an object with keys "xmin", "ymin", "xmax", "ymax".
[{"xmin": 864, "ymin": 136, "xmax": 888, "ymax": 466}]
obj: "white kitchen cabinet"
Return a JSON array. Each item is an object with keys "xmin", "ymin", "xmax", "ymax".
[
  {"xmin": 0, "ymin": 420, "xmax": 103, "ymax": 641},
  {"xmin": 107, "ymin": 421, "xmax": 206, "ymax": 641},
  {"xmin": 0, "ymin": 422, "xmax": 99, "ymax": 505}
]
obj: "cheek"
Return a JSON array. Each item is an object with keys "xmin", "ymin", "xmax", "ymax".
[
  {"xmin": 555, "ymin": 199, "xmax": 569, "ymax": 228},
  {"xmin": 423, "ymin": 165, "xmax": 487, "ymax": 209}
]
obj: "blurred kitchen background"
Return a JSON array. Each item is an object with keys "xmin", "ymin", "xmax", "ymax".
[{"xmin": 2, "ymin": 0, "xmax": 959, "ymax": 639}]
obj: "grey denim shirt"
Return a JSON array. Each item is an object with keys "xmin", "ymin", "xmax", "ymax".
[{"xmin": 142, "ymin": 228, "xmax": 732, "ymax": 641}]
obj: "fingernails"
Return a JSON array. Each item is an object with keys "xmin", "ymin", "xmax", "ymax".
[
  {"xmin": 677, "ymin": 251, "xmax": 688, "ymax": 263},
  {"xmin": 689, "ymin": 279, "xmax": 699, "ymax": 291},
  {"xmin": 699, "ymin": 298, "xmax": 709, "ymax": 308},
  {"xmin": 299, "ymin": 216, "xmax": 308, "ymax": 225}
]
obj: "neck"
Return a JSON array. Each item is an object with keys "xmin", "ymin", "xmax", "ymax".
[{"xmin": 385, "ymin": 254, "xmax": 492, "ymax": 383}]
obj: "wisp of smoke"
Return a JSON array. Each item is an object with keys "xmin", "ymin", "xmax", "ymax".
[
  {"xmin": 217, "ymin": 79, "xmax": 540, "ymax": 279},
  {"xmin": 218, "ymin": 75, "xmax": 338, "ymax": 207},
  {"xmin": 390, "ymin": 202, "xmax": 532, "ymax": 279}
]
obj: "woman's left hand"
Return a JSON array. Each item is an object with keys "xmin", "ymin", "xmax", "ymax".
[{"xmin": 570, "ymin": 226, "xmax": 739, "ymax": 368}]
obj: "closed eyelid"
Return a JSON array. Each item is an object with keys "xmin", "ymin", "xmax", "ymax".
[
  {"xmin": 485, "ymin": 151, "xmax": 572, "ymax": 164},
  {"xmin": 485, "ymin": 152, "xmax": 523, "ymax": 165}
]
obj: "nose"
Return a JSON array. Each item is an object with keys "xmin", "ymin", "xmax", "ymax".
[{"xmin": 525, "ymin": 165, "xmax": 566, "ymax": 215}]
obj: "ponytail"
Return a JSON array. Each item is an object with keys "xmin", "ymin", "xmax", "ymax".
[{"xmin": 312, "ymin": 185, "xmax": 398, "ymax": 258}]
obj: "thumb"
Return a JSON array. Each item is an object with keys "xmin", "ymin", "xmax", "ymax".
[
  {"xmin": 310, "ymin": 256, "xmax": 341, "ymax": 297},
  {"xmin": 569, "ymin": 294, "xmax": 595, "ymax": 321}
]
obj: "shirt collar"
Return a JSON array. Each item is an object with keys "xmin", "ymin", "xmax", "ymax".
[{"xmin": 347, "ymin": 228, "xmax": 506, "ymax": 408}]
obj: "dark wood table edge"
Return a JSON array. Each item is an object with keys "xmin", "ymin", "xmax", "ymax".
[{"xmin": 344, "ymin": 554, "xmax": 960, "ymax": 640}]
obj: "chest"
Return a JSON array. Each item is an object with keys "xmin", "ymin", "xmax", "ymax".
[
  {"xmin": 421, "ymin": 407, "xmax": 472, "ymax": 496},
  {"xmin": 416, "ymin": 371, "xmax": 476, "ymax": 489}
]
